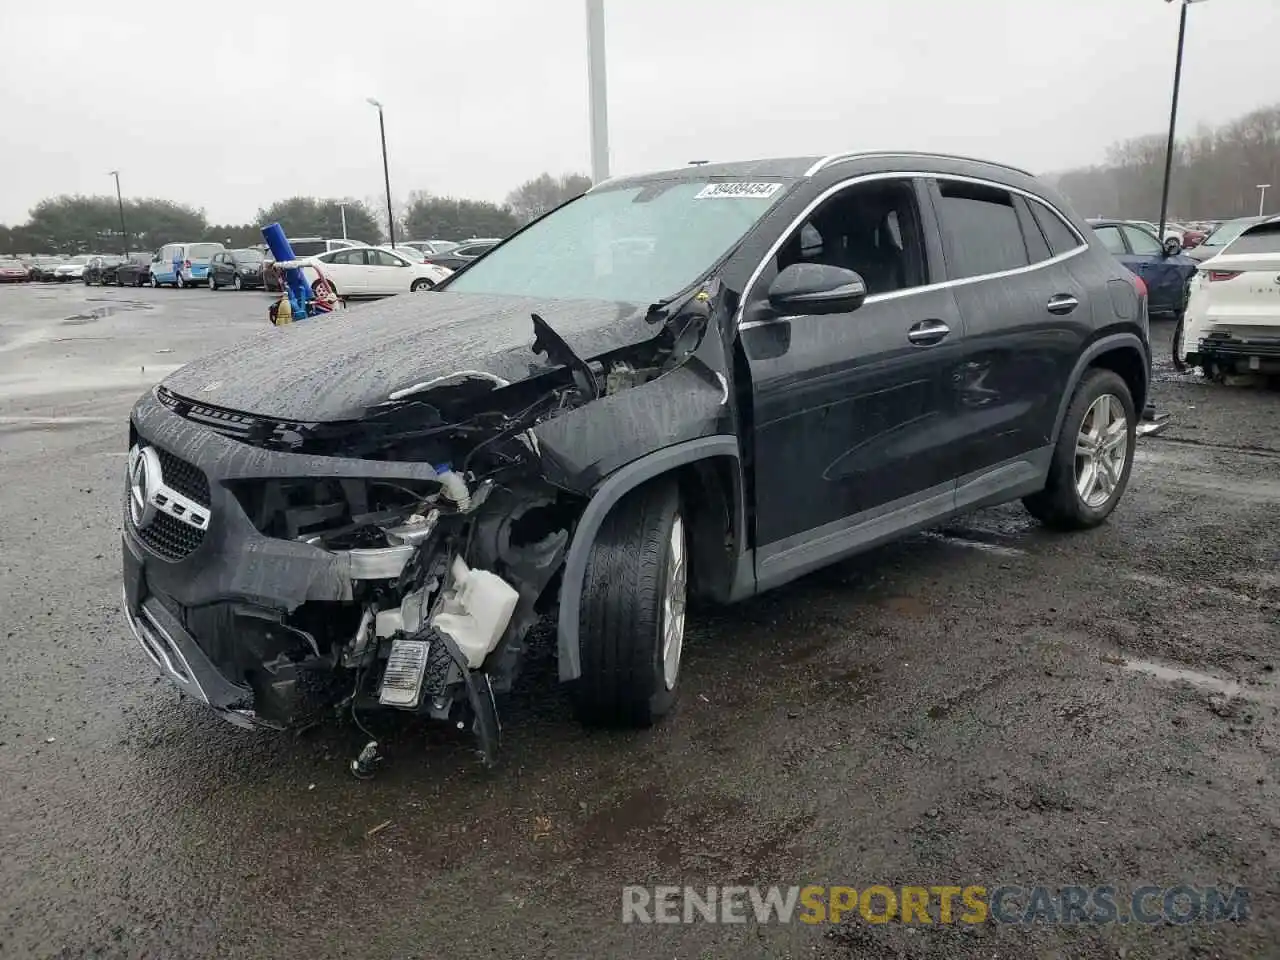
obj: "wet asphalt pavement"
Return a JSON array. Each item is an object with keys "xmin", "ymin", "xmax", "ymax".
[{"xmin": 0, "ymin": 283, "xmax": 1277, "ymax": 959}]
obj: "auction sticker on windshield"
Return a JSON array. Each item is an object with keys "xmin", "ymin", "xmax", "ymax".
[{"xmin": 694, "ymin": 182, "xmax": 783, "ymax": 200}]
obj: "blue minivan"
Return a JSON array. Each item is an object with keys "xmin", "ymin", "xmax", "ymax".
[{"xmin": 149, "ymin": 242, "xmax": 225, "ymax": 288}]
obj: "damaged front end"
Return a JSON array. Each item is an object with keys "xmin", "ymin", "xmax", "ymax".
[{"xmin": 123, "ymin": 290, "xmax": 733, "ymax": 770}]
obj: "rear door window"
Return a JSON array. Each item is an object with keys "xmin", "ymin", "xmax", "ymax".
[
  {"xmin": 1094, "ymin": 226, "xmax": 1127, "ymax": 256},
  {"xmin": 934, "ymin": 180, "xmax": 1030, "ymax": 279},
  {"xmin": 1121, "ymin": 226, "xmax": 1162, "ymax": 257},
  {"xmin": 1029, "ymin": 200, "xmax": 1083, "ymax": 257}
]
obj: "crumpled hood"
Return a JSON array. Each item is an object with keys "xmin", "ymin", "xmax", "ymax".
[{"xmin": 161, "ymin": 291, "xmax": 654, "ymax": 422}]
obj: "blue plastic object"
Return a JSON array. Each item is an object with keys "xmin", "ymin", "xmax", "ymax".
[{"xmin": 262, "ymin": 222, "xmax": 314, "ymax": 321}]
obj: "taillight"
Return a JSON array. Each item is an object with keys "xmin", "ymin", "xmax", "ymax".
[
  {"xmin": 183, "ymin": 259, "xmax": 192, "ymax": 269},
  {"xmin": 1206, "ymin": 270, "xmax": 1241, "ymax": 282},
  {"xmin": 1132, "ymin": 275, "xmax": 1148, "ymax": 299}
]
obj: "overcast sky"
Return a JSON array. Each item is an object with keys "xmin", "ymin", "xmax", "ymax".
[{"xmin": 2, "ymin": 0, "xmax": 1277, "ymax": 225}]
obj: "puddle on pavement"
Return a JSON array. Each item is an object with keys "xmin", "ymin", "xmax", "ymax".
[
  {"xmin": 1114, "ymin": 656, "xmax": 1278, "ymax": 705},
  {"xmin": 1124, "ymin": 571, "xmax": 1277, "ymax": 611},
  {"xmin": 0, "ymin": 363, "xmax": 183, "ymax": 401},
  {"xmin": 60, "ymin": 301, "xmax": 153, "ymax": 325},
  {"xmin": 918, "ymin": 530, "xmax": 1027, "ymax": 558}
]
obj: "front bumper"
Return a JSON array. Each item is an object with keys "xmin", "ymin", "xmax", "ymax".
[{"xmin": 121, "ymin": 389, "xmax": 442, "ymax": 726}]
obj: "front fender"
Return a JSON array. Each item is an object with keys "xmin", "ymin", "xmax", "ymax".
[{"xmin": 553, "ymin": 435, "xmax": 742, "ymax": 682}]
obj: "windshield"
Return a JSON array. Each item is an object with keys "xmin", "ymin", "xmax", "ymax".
[
  {"xmin": 187, "ymin": 243, "xmax": 222, "ymax": 259},
  {"xmin": 446, "ymin": 178, "xmax": 789, "ymax": 304},
  {"xmin": 1203, "ymin": 218, "xmax": 1262, "ymax": 248}
]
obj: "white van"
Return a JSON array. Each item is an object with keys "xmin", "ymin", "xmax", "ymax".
[
  {"xmin": 150, "ymin": 242, "xmax": 226, "ymax": 288},
  {"xmin": 286, "ymin": 237, "xmax": 361, "ymax": 257}
]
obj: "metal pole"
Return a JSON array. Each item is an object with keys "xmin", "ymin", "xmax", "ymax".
[
  {"xmin": 1156, "ymin": 0, "xmax": 1189, "ymax": 243},
  {"xmin": 371, "ymin": 103, "xmax": 395, "ymax": 247},
  {"xmin": 1258, "ymin": 184, "xmax": 1271, "ymax": 216},
  {"xmin": 340, "ymin": 203, "xmax": 349, "ymax": 239},
  {"xmin": 585, "ymin": 0, "xmax": 610, "ymax": 183},
  {"xmin": 109, "ymin": 170, "xmax": 129, "ymax": 256}
]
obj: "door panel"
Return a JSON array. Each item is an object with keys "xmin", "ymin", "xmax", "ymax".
[
  {"xmin": 745, "ymin": 287, "xmax": 965, "ymax": 548},
  {"xmin": 946, "ymin": 265, "xmax": 1086, "ymax": 470},
  {"xmin": 933, "ymin": 181, "xmax": 1087, "ymax": 473}
]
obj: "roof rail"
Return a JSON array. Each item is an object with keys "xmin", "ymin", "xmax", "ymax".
[{"xmin": 804, "ymin": 151, "xmax": 1035, "ymax": 178}]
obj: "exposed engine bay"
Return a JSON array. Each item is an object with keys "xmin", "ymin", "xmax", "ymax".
[{"xmin": 136, "ymin": 295, "xmax": 723, "ymax": 776}]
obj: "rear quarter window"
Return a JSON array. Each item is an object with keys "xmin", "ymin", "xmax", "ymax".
[
  {"xmin": 935, "ymin": 180, "xmax": 1029, "ymax": 279},
  {"xmin": 1029, "ymin": 200, "xmax": 1083, "ymax": 257}
]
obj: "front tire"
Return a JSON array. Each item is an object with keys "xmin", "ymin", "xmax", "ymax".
[
  {"xmin": 233, "ymin": 275, "xmax": 243, "ymax": 291},
  {"xmin": 149, "ymin": 274, "xmax": 158, "ymax": 288},
  {"xmin": 575, "ymin": 480, "xmax": 686, "ymax": 728},
  {"xmin": 410, "ymin": 278, "xmax": 434, "ymax": 292},
  {"xmin": 1023, "ymin": 369, "xmax": 1135, "ymax": 531}
]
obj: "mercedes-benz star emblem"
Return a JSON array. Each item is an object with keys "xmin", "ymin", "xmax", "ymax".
[{"xmin": 127, "ymin": 445, "xmax": 163, "ymax": 530}]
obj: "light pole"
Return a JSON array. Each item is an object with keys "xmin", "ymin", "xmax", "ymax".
[
  {"xmin": 366, "ymin": 98, "xmax": 395, "ymax": 246},
  {"xmin": 108, "ymin": 170, "xmax": 129, "ymax": 256},
  {"xmin": 1156, "ymin": 0, "xmax": 1210, "ymax": 242},
  {"xmin": 339, "ymin": 202, "xmax": 349, "ymax": 240},
  {"xmin": 1257, "ymin": 184, "xmax": 1271, "ymax": 216},
  {"xmin": 585, "ymin": 0, "xmax": 610, "ymax": 183}
]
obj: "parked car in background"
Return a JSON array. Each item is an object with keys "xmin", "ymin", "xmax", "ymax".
[
  {"xmin": 53, "ymin": 256, "xmax": 92, "ymax": 281},
  {"xmin": 285, "ymin": 237, "xmax": 361, "ymax": 257},
  {"xmin": 301, "ymin": 246, "xmax": 451, "ymax": 296},
  {"xmin": 425, "ymin": 239, "xmax": 500, "ymax": 272},
  {"xmin": 83, "ymin": 255, "xmax": 125, "ymax": 285},
  {"xmin": 208, "ymin": 248, "xmax": 266, "ymax": 290},
  {"xmin": 1180, "ymin": 225, "xmax": 1209, "ymax": 248},
  {"xmin": 28, "ymin": 257, "xmax": 64, "ymax": 281},
  {"xmin": 378, "ymin": 244, "xmax": 435, "ymax": 264},
  {"xmin": 1178, "ymin": 217, "xmax": 1280, "ymax": 378},
  {"xmin": 0, "ymin": 258, "xmax": 31, "ymax": 282},
  {"xmin": 150, "ymin": 242, "xmax": 225, "ymax": 287},
  {"xmin": 403, "ymin": 239, "xmax": 459, "ymax": 256},
  {"xmin": 1089, "ymin": 219, "xmax": 1197, "ymax": 317},
  {"xmin": 113, "ymin": 253, "xmax": 154, "ymax": 287},
  {"xmin": 1126, "ymin": 219, "xmax": 1184, "ymax": 245},
  {"xmin": 1185, "ymin": 215, "xmax": 1272, "ymax": 263}
]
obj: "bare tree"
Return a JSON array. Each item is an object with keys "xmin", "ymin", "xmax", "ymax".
[
  {"xmin": 505, "ymin": 173, "xmax": 593, "ymax": 224},
  {"xmin": 1051, "ymin": 101, "xmax": 1280, "ymax": 220}
]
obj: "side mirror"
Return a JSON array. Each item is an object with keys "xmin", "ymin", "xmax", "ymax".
[
  {"xmin": 1162, "ymin": 236, "xmax": 1181, "ymax": 257},
  {"xmin": 767, "ymin": 263, "xmax": 868, "ymax": 315}
]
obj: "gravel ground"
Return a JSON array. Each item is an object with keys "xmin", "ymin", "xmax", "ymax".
[{"xmin": 0, "ymin": 284, "xmax": 1276, "ymax": 959}]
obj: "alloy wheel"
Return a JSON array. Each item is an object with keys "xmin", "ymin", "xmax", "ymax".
[
  {"xmin": 1074, "ymin": 394, "xmax": 1129, "ymax": 509},
  {"xmin": 661, "ymin": 513, "xmax": 687, "ymax": 691}
]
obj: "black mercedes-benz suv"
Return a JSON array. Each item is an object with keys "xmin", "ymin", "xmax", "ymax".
[{"xmin": 122, "ymin": 152, "xmax": 1151, "ymax": 764}]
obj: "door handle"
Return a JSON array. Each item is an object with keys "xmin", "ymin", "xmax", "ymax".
[
  {"xmin": 1047, "ymin": 294, "xmax": 1079, "ymax": 314},
  {"xmin": 907, "ymin": 319, "xmax": 950, "ymax": 346}
]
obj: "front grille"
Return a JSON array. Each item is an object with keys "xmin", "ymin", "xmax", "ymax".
[
  {"xmin": 154, "ymin": 446, "xmax": 210, "ymax": 506},
  {"xmin": 126, "ymin": 444, "xmax": 211, "ymax": 561}
]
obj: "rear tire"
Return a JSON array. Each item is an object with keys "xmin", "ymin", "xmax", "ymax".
[
  {"xmin": 176, "ymin": 274, "xmax": 185, "ymax": 289},
  {"xmin": 233, "ymin": 275, "xmax": 243, "ymax": 291},
  {"xmin": 208, "ymin": 273, "xmax": 218, "ymax": 290},
  {"xmin": 1170, "ymin": 315, "xmax": 1188, "ymax": 372},
  {"xmin": 1023, "ymin": 369, "xmax": 1135, "ymax": 531},
  {"xmin": 410, "ymin": 278, "xmax": 434, "ymax": 292},
  {"xmin": 574, "ymin": 480, "xmax": 686, "ymax": 728}
]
